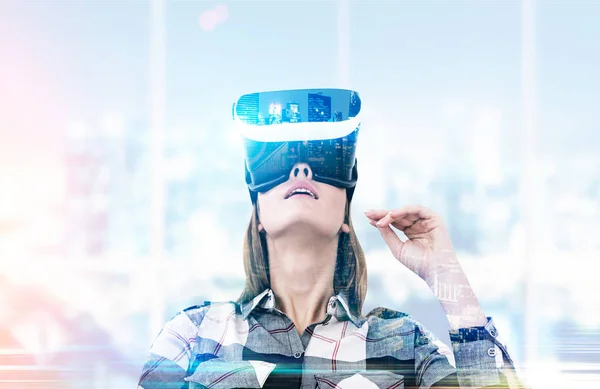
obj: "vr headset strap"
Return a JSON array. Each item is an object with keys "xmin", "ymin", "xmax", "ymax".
[{"xmin": 246, "ymin": 160, "xmax": 358, "ymax": 204}]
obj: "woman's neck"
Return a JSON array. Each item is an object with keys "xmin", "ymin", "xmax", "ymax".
[{"xmin": 267, "ymin": 233, "xmax": 338, "ymax": 335}]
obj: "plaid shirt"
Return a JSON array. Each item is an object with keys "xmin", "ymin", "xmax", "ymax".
[{"xmin": 138, "ymin": 288, "xmax": 522, "ymax": 389}]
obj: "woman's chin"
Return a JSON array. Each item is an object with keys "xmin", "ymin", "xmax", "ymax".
[{"xmin": 270, "ymin": 218, "xmax": 339, "ymax": 239}]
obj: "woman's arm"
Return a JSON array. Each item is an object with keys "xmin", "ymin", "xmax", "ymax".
[
  {"xmin": 365, "ymin": 206, "xmax": 528, "ymax": 388},
  {"xmin": 419, "ymin": 249, "xmax": 528, "ymax": 388},
  {"xmin": 407, "ymin": 306, "xmax": 525, "ymax": 388},
  {"xmin": 414, "ymin": 317, "xmax": 526, "ymax": 388},
  {"xmin": 418, "ymin": 249, "xmax": 527, "ymax": 388},
  {"xmin": 432, "ymin": 272, "xmax": 527, "ymax": 388}
]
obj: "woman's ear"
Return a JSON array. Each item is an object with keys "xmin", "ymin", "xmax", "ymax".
[
  {"xmin": 340, "ymin": 223, "xmax": 350, "ymax": 234},
  {"xmin": 258, "ymin": 223, "xmax": 264, "ymax": 232}
]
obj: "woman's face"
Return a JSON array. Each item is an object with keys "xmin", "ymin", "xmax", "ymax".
[{"xmin": 257, "ymin": 163, "xmax": 349, "ymax": 239}]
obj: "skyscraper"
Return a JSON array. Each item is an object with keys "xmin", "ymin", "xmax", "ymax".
[
  {"xmin": 308, "ymin": 93, "xmax": 331, "ymax": 122},
  {"xmin": 348, "ymin": 91, "xmax": 360, "ymax": 118},
  {"xmin": 284, "ymin": 102, "xmax": 301, "ymax": 123}
]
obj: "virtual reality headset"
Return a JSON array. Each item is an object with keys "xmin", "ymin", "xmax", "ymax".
[{"xmin": 232, "ymin": 88, "xmax": 362, "ymax": 203}]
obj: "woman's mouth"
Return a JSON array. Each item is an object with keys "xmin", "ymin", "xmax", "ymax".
[{"xmin": 285, "ymin": 188, "xmax": 318, "ymax": 199}]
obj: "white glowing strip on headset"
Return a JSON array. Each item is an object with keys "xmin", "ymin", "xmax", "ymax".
[{"xmin": 235, "ymin": 115, "xmax": 361, "ymax": 142}]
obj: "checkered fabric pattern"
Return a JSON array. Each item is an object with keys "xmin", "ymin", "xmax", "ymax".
[{"xmin": 138, "ymin": 288, "xmax": 520, "ymax": 388}]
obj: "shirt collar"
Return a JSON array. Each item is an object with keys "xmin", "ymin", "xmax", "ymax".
[{"xmin": 240, "ymin": 288, "xmax": 364, "ymax": 327}]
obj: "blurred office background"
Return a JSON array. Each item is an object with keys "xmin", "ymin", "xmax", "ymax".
[{"xmin": 1, "ymin": 1, "xmax": 599, "ymax": 388}]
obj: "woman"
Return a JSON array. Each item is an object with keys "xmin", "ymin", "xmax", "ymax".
[{"xmin": 138, "ymin": 88, "xmax": 525, "ymax": 389}]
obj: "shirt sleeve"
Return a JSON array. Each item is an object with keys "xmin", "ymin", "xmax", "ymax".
[
  {"xmin": 414, "ymin": 317, "xmax": 527, "ymax": 388},
  {"xmin": 137, "ymin": 311, "xmax": 200, "ymax": 389}
]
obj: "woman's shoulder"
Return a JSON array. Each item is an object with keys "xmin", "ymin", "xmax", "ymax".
[
  {"xmin": 172, "ymin": 299, "xmax": 240, "ymax": 327},
  {"xmin": 152, "ymin": 299, "xmax": 243, "ymax": 347}
]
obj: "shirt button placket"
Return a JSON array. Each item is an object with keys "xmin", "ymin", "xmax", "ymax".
[{"xmin": 283, "ymin": 316, "xmax": 305, "ymax": 364}]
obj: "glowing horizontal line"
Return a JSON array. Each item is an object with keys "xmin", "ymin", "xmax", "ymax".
[
  {"xmin": 0, "ymin": 366, "xmax": 63, "ymax": 371},
  {"xmin": 0, "ymin": 380, "xmax": 60, "ymax": 382},
  {"xmin": 0, "ymin": 365, "xmax": 82, "ymax": 372}
]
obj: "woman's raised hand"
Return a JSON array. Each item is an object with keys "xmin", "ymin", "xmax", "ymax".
[{"xmin": 364, "ymin": 205, "xmax": 460, "ymax": 288}]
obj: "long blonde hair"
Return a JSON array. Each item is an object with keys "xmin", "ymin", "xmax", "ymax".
[{"xmin": 236, "ymin": 198, "xmax": 368, "ymax": 316}]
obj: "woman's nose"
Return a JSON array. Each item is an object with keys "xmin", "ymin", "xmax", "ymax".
[{"xmin": 290, "ymin": 163, "xmax": 313, "ymax": 180}]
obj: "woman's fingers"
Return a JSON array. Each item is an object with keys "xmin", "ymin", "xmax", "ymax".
[
  {"xmin": 365, "ymin": 205, "xmax": 434, "ymax": 220},
  {"xmin": 404, "ymin": 218, "xmax": 439, "ymax": 235},
  {"xmin": 365, "ymin": 205, "xmax": 435, "ymax": 229},
  {"xmin": 375, "ymin": 224, "xmax": 405, "ymax": 261},
  {"xmin": 390, "ymin": 217, "xmax": 417, "ymax": 229}
]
